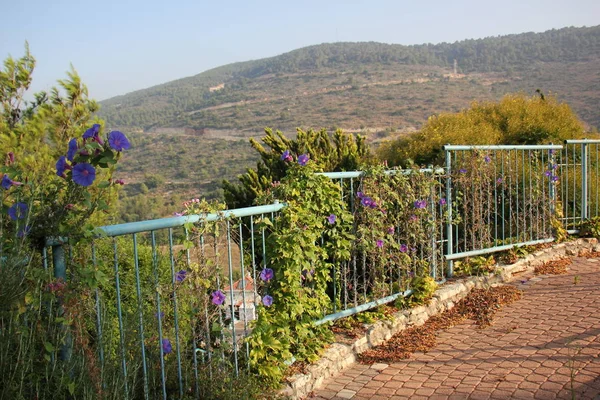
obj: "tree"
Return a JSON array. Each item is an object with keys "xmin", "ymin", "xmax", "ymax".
[
  {"xmin": 378, "ymin": 93, "xmax": 586, "ymax": 167},
  {"xmin": 222, "ymin": 127, "xmax": 374, "ymax": 208}
]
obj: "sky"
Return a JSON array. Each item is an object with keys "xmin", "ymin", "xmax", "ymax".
[{"xmin": 1, "ymin": 0, "xmax": 599, "ymax": 101}]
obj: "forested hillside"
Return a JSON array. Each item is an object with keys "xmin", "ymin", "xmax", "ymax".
[{"xmin": 99, "ymin": 25, "xmax": 600, "ymax": 131}]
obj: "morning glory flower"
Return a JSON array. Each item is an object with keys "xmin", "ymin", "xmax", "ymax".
[
  {"xmin": 155, "ymin": 311, "xmax": 165, "ymax": 319},
  {"xmin": 387, "ymin": 226, "xmax": 395, "ymax": 234},
  {"xmin": 459, "ymin": 168, "xmax": 467, "ymax": 173},
  {"xmin": 260, "ymin": 268, "xmax": 274, "ymax": 282},
  {"xmin": 175, "ymin": 270, "xmax": 187, "ymax": 282},
  {"xmin": 262, "ymin": 295, "xmax": 273, "ymax": 307},
  {"xmin": 108, "ymin": 131, "xmax": 131, "ymax": 151},
  {"xmin": 414, "ymin": 200, "xmax": 427, "ymax": 209},
  {"xmin": 544, "ymin": 170, "xmax": 552, "ymax": 177},
  {"xmin": 327, "ymin": 214, "xmax": 336, "ymax": 224},
  {"xmin": 552, "ymin": 176, "xmax": 559, "ymax": 182},
  {"xmin": 439, "ymin": 198, "xmax": 447, "ymax": 206},
  {"xmin": 72, "ymin": 163, "xmax": 96, "ymax": 186},
  {"xmin": 497, "ymin": 177, "xmax": 503, "ymax": 184},
  {"xmin": 2, "ymin": 174, "xmax": 21, "ymax": 189},
  {"xmin": 484, "ymin": 155, "xmax": 491, "ymax": 163},
  {"xmin": 356, "ymin": 192, "xmax": 364, "ymax": 199},
  {"xmin": 376, "ymin": 239, "xmax": 384, "ymax": 248},
  {"xmin": 400, "ymin": 244, "xmax": 408, "ymax": 253},
  {"xmin": 83, "ymin": 124, "xmax": 100, "ymax": 139},
  {"xmin": 67, "ymin": 138, "xmax": 78, "ymax": 161},
  {"xmin": 56, "ymin": 156, "xmax": 70, "ymax": 177},
  {"xmin": 280, "ymin": 150, "xmax": 293, "ymax": 162},
  {"xmin": 211, "ymin": 290, "xmax": 226, "ymax": 305},
  {"xmin": 298, "ymin": 154, "xmax": 310, "ymax": 166},
  {"xmin": 8, "ymin": 202, "xmax": 28, "ymax": 220},
  {"xmin": 161, "ymin": 338, "xmax": 173, "ymax": 354}
]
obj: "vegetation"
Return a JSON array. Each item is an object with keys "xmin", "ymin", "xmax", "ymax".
[
  {"xmin": 223, "ymin": 127, "xmax": 372, "ymax": 208},
  {"xmin": 0, "ymin": 47, "xmax": 130, "ymax": 399},
  {"xmin": 378, "ymin": 93, "xmax": 586, "ymax": 166}
]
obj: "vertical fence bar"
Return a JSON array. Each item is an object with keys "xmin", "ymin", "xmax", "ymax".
[
  {"xmin": 151, "ymin": 232, "xmax": 167, "ymax": 400},
  {"xmin": 581, "ymin": 141, "xmax": 589, "ymax": 221},
  {"xmin": 52, "ymin": 243, "xmax": 72, "ymax": 361},
  {"xmin": 444, "ymin": 146, "xmax": 453, "ymax": 277},
  {"xmin": 225, "ymin": 220, "xmax": 240, "ymax": 377},
  {"xmin": 112, "ymin": 239, "xmax": 129, "ymax": 398},
  {"xmin": 132, "ymin": 234, "xmax": 149, "ymax": 400},
  {"xmin": 168, "ymin": 228, "xmax": 184, "ymax": 398}
]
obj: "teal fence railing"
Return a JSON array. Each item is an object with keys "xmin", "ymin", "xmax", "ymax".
[{"xmin": 42, "ymin": 143, "xmax": 598, "ymax": 398}]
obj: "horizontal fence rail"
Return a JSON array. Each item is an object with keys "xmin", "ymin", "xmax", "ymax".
[{"xmin": 42, "ymin": 142, "xmax": 600, "ymax": 398}]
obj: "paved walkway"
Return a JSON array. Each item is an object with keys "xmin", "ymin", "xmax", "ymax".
[{"xmin": 311, "ymin": 257, "xmax": 600, "ymax": 399}]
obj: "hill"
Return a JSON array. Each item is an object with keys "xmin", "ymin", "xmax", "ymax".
[{"xmin": 100, "ymin": 25, "xmax": 600, "ymax": 218}]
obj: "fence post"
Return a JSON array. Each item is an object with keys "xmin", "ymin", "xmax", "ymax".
[
  {"xmin": 581, "ymin": 141, "xmax": 589, "ymax": 221},
  {"xmin": 444, "ymin": 146, "xmax": 454, "ymax": 278},
  {"xmin": 52, "ymin": 242, "xmax": 72, "ymax": 361}
]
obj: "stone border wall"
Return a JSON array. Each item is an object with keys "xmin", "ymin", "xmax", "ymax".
[{"xmin": 281, "ymin": 238, "xmax": 599, "ymax": 399}]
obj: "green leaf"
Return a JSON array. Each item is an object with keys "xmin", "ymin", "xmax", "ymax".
[{"xmin": 44, "ymin": 341, "xmax": 55, "ymax": 353}]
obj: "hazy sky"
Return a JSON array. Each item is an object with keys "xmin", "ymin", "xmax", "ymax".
[{"xmin": 1, "ymin": 0, "xmax": 598, "ymax": 101}]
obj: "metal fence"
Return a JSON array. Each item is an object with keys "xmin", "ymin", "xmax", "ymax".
[
  {"xmin": 560, "ymin": 139, "xmax": 600, "ymax": 231},
  {"xmin": 43, "ymin": 142, "xmax": 599, "ymax": 397}
]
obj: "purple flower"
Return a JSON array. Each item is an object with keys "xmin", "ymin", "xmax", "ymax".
[
  {"xmin": 327, "ymin": 214, "xmax": 336, "ymax": 224},
  {"xmin": 262, "ymin": 295, "xmax": 273, "ymax": 307},
  {"xmin": 17, "ymin": 225, "xmax": 31, "ymax": 238},
  {"xmin": 174, "ymin": 212, "xmax": 183, "ymax": 217},
  {"xmin": 409, "ymin": 214, "xmax": 418, "ymax": 222},
  {"xmin": 544, "ymin": 170, "xmax": 552, "ymax": 177},
  {"xmin": 8, "ymin": 202, "xmax": 27, "ymax": 221},
  {"xmin": 400, "ymin": 244, "xmax": 408, "ymax": 253},
  {"xmin": 484, "ymin": 155, "xmax": 491, "ymax": 163},
  {"xmin": 356, "ymin": 191, "xmax": 364, "ymax": 199},
  {"xmin": 114, "ymin": 179, "xmax": 125, "ymax": 185},
  {"xmin": 549, "ymin": 149, "xmax": 555, "ymax": 155},
  {"xmin": 552, "ymin": 176, "xmax": 559, "ymax": 182},
  {"xmin": 211, "ymin": 290, "xmax": 226, "ymax": 305},
  {"xmin": 2, "ymin": 174, "xmax": 21, "ymax": 189},
  {"xmin": 298, "ymin": 154, "xmax": 310, "ymax": 166},
  {"xmin": 108, "ymin": 131, "xmax": 131, "ymax": 151},
  {"xmin": 56, "ymin": 156, "xmax": 70, "ymax": 177},
  {"xmin": 459, "ymin": 168, "xmax": 467, "ymax": 174},
  {"xmin": 155, "ymin": 311, "xmax": 165, "ymax": 319},
  {"xmin": 280, "ymin": 150, "xmax": 292, "ymax": 162},
  {"xmin": 439, "ymin": 198, "xmax": 447, "ymax": 206},
  {"xmin": 361, "ymin": 196, "xmax": 377, "ymax": 208},
  {"xmin": 387, "ymin": 226, "xmax": 395, "ymax": 234},
  {"xmin": 260, "ymin": 268, "xmax": 274, "ymax": 282},
  {"xmin": 175, "ymin": 270, "xmax": 187, "ymax": 282},
  {"xmin": 161, "ymin": 338, "xmax": 173, "ymax": 355},
  {"xmin": 497, "ymin": 177, "xmax": 503, "ymax": 184},
  {"xmin": 414, "ymin": 200, "xmax": 427, "ymax": 209},
  {"xmin": 83, "ymin": 124, "xmax": 100, "ymax": 139},
  {"xmin": 376, "ymin": 239, "xmax": 384, "ymax": 248},
  {"xmin": 72, "ymin": 163, "xmax": 96, "ymax": 186},
  {"xmin": 67, "ymin": 138, "xmax": 78, "ymax": 161}
]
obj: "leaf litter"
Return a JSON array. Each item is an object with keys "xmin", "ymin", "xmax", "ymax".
[{"xmin": 357, "ymin": 285, "xmax": 523, "ymax": 364}]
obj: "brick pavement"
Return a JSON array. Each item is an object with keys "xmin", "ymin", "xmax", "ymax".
[{"xmin": 310, "ymin": 257, "xmax": 600, "ymax": 399}]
